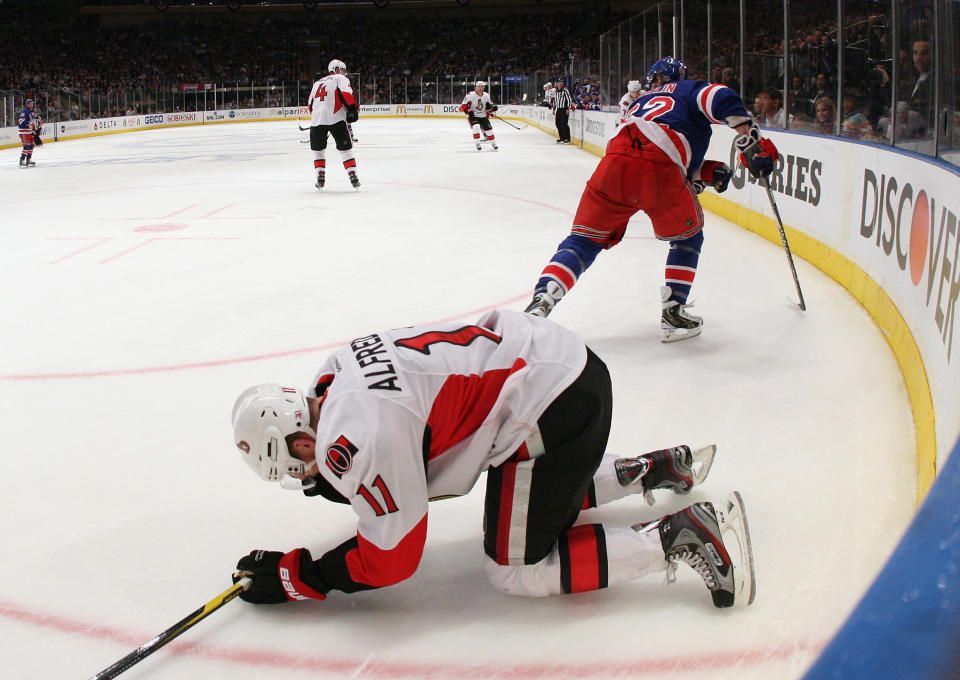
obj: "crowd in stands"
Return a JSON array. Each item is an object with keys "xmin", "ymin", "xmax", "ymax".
[
  {"xmin": 0, "ymin": 4, "xmax": 624, "ymax": 120},
  {"xmin": 2, "ymin": 0, "xmax": 947, "ymax": 148},
  {"xmin": 683, "ymin": 0, "xmax": 938, "ymax": 143}
]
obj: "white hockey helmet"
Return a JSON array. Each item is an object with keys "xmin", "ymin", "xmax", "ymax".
[
  {"xmin": 231, "ymin": 383, "xmax": 316, "ymax": 484},
  {"xmin": 328, "ymin": 59, "xmax": 346, "ymax": 73},
  {"xmin": 475, "ymin": 80, "xmax": 486, "ymax": 88},
  {"xmin": 543, "ymin": 82, "xmax": 552, "ymax": 90},
  {"xmin": 628, "ymin": 80, "xmax": 643, "ymax": 92}
]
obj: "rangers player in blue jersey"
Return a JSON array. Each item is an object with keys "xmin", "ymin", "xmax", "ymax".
[
  {"xmin": 18, "ymin": 99, "xmax": 39, "ymax": 168},
  {"xmin": 524, "ymin": 58, "xmax": 779, "ymax": 342}
]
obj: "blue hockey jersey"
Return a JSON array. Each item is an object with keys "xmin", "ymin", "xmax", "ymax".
[
  {"xmin": 620, "ymin": 80, "xmax": 749, "ymax": 173},
  {"xmin": 18, "ymin": 107, "xmax": 34, "ymax": 132}
]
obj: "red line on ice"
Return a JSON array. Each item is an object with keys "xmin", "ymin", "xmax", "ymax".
[
  {"xmin": 0, "ymin": 597, "xmax": 822, "ymax": 677},
  {"xmin": 0, "ymin": 294, "xmax": 531, "ymax": 380}
]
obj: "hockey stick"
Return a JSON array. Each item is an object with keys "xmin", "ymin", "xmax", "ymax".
[
  {"xmin": 88, "ymin": 578, "xmax": 251, "ymax": 680},
  {"xmin": 490, "ymin": 114, "xmax": 526, "ymax": 130},
  {"xmin": 760, "ymin": 177, "xmax": 806, "ymax": 311}
]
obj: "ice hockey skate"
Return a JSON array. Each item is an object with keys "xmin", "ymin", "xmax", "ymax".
[
  {"xmin": 475, "ymin": 142, "xmax": 483, "ymax": 151},
  {"xmin": 315, "ymin": 170, "xmax": 325, "ymax": 190},
  {"xmin": 348, "ymin": 170, "xmax": 361, "ymax": 190},
  {"xmin": 661, "ymin": 285, "xmax": 702, "ymax": 342},
  {"xmin": 636, "ymin": 491, "xmax": 755, "ymax": 608},
  {"xmin": 523, "ymin": 280, "xmax": 564, "ymax": 317},
  {"xmin": 615, "ymin": 444, "xmax": 716, "ymax": 504}
]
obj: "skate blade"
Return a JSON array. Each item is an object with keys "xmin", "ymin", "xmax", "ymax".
[
  {"xmin": 690, "ymin": 444, "xmax": 717, "ymax": 488},
  {"xmin": 660, "ymin": 326, "xmax": 702, "ymax": 343},
  {"xmin": 716, "ymin": 490, "xmax": 756, "ymax": 606}
]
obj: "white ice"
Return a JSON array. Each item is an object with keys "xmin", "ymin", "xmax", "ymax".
[{"xmin": 0, "ymin": 118, "xmax": 914, "ymax": 679}]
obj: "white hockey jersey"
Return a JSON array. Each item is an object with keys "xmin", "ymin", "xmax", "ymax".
[
  {"xmin": 308, "ymin": 73, "xmax": 354, "ymax": 126},
  {"xmin": 308, "ymin": 309, "xmax": 586, "ymax": 591},
  {"xmin": 616, "ymin": 91, "xmax": 642, "ymax": 125},
  {"xmin": 460, "ymin": 90, "xmax": 493, "ymax": 118},
  {"xmin": 544, "ymin": 87, "xmax": 557, "ymax": 108}
]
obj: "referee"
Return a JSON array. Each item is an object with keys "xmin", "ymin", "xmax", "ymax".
[{"xmin": 554, "ymin": 80, "xmax": 572, "ymax": 143}]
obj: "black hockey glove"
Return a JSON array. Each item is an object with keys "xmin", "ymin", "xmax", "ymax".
[
  {"xmin": 345, "ymin": 104, "xmax": 359, "ymax": 124},
  {"xmin": 693, "ymin": 160, "xmax": 731, "ymax": 194},
  {"xmin": 486, "ymin": 103, "xmax": 498, "ymax": 112},
  {"xmin": 233, "ymin": 548, "xmax": 330, "ymax": 604},
  {"xmin": 734, "ymin": 124, "xmax": 778, "ymax": 179}
]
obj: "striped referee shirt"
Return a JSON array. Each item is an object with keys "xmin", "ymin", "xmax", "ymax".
[{"xmin": 554, "ymin": 87, "xmax": 572, "ymax": 111}]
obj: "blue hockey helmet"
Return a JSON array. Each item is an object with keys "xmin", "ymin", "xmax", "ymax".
[
  {"xmin": 646, "ymin": 57, "xmax": 687, "ymax": 88},
  {"xmin": 25, "ymin": 98, "xmax": 35, "ymax": 105}
]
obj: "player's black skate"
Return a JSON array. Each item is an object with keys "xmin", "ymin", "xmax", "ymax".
[
  {"xmin": 636, "ymin": 492, "xmax": 755, "ymax": 608},
  {"xmin": 25, "ymin": 159, "xmax": 36, "ymax": 167},
  {"xmin": 19, "ymin": 155, "xmax": 26, "ymax": 167},
  {"xmin": 315, "ymin": 171, "xmax": 325, "ymax": 190},
  {"xmin": 348, "ymin": 170, "xmax": 360, "ymax": 190},
  {"xmin": 523, "ymin": 281, "xmax": 564, "ymax": 318},
  {"xmin": 661, "ymin": 285, "xmax": 702, "ymax": 343},
  {"xmin": 615, "ymin": 444, "xmax": 716, "ymax": 504}
]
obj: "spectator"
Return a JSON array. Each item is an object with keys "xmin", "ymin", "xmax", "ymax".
[
  {"xmin": 876, "ymin": 100, "xmax": 926, "ymax": 142},
  {"xmin": 756, "ymin": 87, "xmax": 785, "ymax": 128},
  {"xmin": 841, "ymin": 88, "xmax": 877, "ymax": 140},
  {"xmin": 721, "ymin": 67, "xmax": 741, "ymax": 96},
  {"xmin": 812, "ymin": 95, "xmax": 837, "ymax": 135},
  {"xmin": 906, "ymin": 38, "xmax": 932, "ymax": 133}
]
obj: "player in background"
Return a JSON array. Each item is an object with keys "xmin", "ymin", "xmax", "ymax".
[
  {"xmin": 18, "ymin": 98, "xmax": 38, "ymax": 168},
  {"xmin": 542, "ymin": 81, "xmax": 556, "ymax": 108},
  {"xmin": 524, "ymin": 57, "xmax": 779, "ymax": 342},
  {"xmin": 459, "ymin": 80, "xmax": 498, "ymax": 151},
  {"xmin": 308, "ymin": 60, "xmax": 360, "ymax": 190},
  {"xmin": 229, "ymin": 309, "xmax": 755, "ymax": 608},
  {"xmin": 615, "ymin": 80, "xmax": 644, "ymax": 126}
]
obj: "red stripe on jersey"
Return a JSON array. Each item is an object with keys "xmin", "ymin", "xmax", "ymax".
[
  {"xmin": 543, "ymin": 263, "xmax": 576, "ymax": 291},
  {"xmin": 565, "ymin": 524, "xmax": 601, "ymax": 593},
  {"xmin": 658, "ymin": 123, "xmax": 690, "ymax": 168},
  {"xmin": 345, "ymin": 514, "xmax": 427, "ymax": 587},
  {"xmin": 513, "ymin": 441, "xmax": 531, "ymax": 462},
  {"xmin": 665, "ymin": 267, "xmax": 696, "ymax": 283},
  {"xmin": 697, "ymin": 84, "xmax": 726, "ymax": 124},
  {"xmin": 339, "ymin": 90, "xmax": 356, "ymax": 107},
  {"xmin": 314, "ymin": 160, "xmax": 325, "ymax": 169},
  {"xmin": 424, "ymin": 358, "xmax": 527, "ymax": 461},
  {"xmin": 495, "ymin": 462, "xmax": 517, "ymax": 562}
]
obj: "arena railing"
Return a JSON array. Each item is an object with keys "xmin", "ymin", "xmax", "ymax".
[{"xmin": 7, "ymin": 73, "xmax": 564, "ymax": 127}]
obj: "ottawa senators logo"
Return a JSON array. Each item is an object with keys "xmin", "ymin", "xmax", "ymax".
[{"xmin": 325, "ymin": 435, "xmax": 358, "ymax": 478}]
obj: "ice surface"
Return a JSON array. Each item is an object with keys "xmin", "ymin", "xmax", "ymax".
[{"xmin": 0, "ymin": 118, "xmax": 914, "ymax": 679}]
